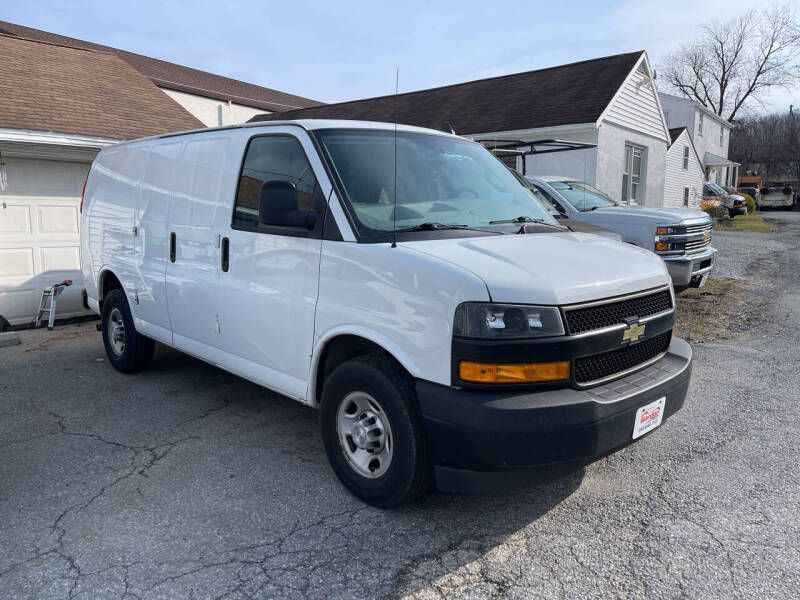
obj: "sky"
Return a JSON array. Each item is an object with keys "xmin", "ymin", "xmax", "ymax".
[{"xmin": 3, "ymin": 0, "xmax": 797, "ymax": 114}]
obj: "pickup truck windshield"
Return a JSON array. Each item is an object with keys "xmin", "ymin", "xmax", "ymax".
[
  {"xmin": 705, "ymin": 182, "xmax": 728, "ymax": 196},
  {"xmin": 551, "ymin": 181, "xmax": 621, "ymax": 211},
  {"xmin": 314, "ymin": 129, "xmax": 557, "ymax": 237}
]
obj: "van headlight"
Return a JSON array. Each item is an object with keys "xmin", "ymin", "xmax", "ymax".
[{"xmin": 453, "ymin": 303, "xmax": 564, "ymax": 339}]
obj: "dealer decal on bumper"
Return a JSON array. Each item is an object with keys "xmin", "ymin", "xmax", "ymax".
[{"xmin": 632, "ymin": 397, "xmax": 666, "ymax": 439}]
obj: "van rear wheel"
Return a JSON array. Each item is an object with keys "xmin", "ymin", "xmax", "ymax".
[
  {"xmin": 101, "ymin": 288, "xmax": 154, "ymax": 373},
  {"xmin": 320, "ymin": 354, "xmax": 433, "ymax": 507}
]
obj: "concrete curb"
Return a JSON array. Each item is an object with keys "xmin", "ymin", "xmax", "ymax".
[{"xmin": 0, "ymin": 331, "xmax": 21, "ymax": 347}]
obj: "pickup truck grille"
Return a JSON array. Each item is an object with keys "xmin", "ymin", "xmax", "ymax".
[
  {"xmin": 684, "ymin": 223, "xmax": 712, "ymax": 254},
  {"xmin": 575, "ymin": 330, "xmax": 672, "ymax": 384},
  {"xmin": 563, "ymin": 289, "xmax": 673, "ymax": 335}
]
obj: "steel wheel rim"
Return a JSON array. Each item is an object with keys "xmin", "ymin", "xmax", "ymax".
[
  {"xmin": 108, "ymin": 307, "xmax": 126, "ymax": 356},
  {"xmin": 336, "ymin": 391, "xmax": 393, "ymax": 479}
]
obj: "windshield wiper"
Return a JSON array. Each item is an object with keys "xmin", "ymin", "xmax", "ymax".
[
  {"xmin": 393, "ymin": 222, "xmax": 503, "ymax": 235},
  {"xmin": 489, "ymin": 216, "xmax": 568, "ymax": 232}
]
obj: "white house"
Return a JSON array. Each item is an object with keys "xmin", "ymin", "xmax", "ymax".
[
  {"xmin": 658, "ymin": 92, "xmax": 739, "ymax": 187},
  {"xmin": 500, "ymin": 53, "xmax": 670, "ymax": 208},
  {"xmin": 0, "ymin": 23, "xmax": 319, "ymax": 327},
  {"xmin": 664, "ymin": 127, "xmax": 705, "ymax": 209},
  {"xmin": 251, "ymin": 51, "xmax": 672, "ymax": 208}
]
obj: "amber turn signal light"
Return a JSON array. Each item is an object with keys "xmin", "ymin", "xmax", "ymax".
[
  {"xmin": 656, "ymin": 227, "xmax": 669, "ymax": 235},
  {"xmin": 655, "ymin": 241, "xmax": 669, "ymax": 251},
  {"xmin": 459, "ymin": 360, "xmax": 570, "ymax": 383}
]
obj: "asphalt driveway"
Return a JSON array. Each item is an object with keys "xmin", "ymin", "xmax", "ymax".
[{"xmin": 2, "ymin": 212, "xmax": 799, "ymax": 599}]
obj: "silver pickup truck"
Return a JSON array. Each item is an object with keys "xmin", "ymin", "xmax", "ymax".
[{"xmin": 527, "ymin": 175, "xmax": 716, "ymax": 291}]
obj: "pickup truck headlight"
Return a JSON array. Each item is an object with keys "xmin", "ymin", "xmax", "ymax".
[
  {"xmin": 654, "ymin": 239, "xmax": 685, "ymax": 252},
  {"xmin": 656, "ymin": 226, "xmax": 682, "ymax": 235},
  {"xmin": 453, "ymin": 303, "xmax": 564, "ymax": 339},
  {"xmin": 655, "ymin": 225, "xmax": 686, "ymax": 253}
]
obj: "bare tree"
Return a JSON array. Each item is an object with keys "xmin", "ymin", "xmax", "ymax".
[
  {"xmin": 661, "ymin": 5, "xmax": 800, "ymax": 122},
  {"xmin": 730, "ymin": 109, "xmax": 799, "ymax": 182},
  {"xmin": 784, "ymin": 108, "xmax": 800, "ymax": 180}
]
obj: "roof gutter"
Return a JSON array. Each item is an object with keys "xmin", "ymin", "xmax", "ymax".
[
  {"xmin": 0, "ymin": 128, "xmax": 118, "ymax": 148},
  {"xmin": 466, "ymin": 123, "xmax": 596, "ymax": 142},
  {"xmin": 0, "ymin": 128, "xmax": 118, "ymax": 162}
]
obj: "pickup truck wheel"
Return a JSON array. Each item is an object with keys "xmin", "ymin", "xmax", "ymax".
[
  {"xmin": 101, "ymin": 288, "xmax": 155, "ymax": 373},
  {"xmin": 320, "ymin": 354, "xmax": 433, "ymax": 507}
]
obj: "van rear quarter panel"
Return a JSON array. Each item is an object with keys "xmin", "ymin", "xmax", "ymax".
[
  {"xmin": 313, "ymin": 242, "xmax": 489, "ymax": 391},
  {"xmin": 81, "ymin": 143, "xmax": 149, "ymax": 307}
]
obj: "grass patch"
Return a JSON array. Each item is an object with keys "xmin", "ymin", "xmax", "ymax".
[
  {"xmin": 675, "ymin": 278, "xmax": 770, "ymax": 343},
  {"xmin": 713, "ymin": 214, "xmax": 778, "ymax": 232}
]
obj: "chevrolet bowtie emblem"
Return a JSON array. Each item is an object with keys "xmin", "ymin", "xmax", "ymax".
[
  {"xmin": 703, "ymin": 231, "xmax": 710, "ymax": 240},
  {"xmin": 622, "ymin": 322, "xmax": 646, "ymax": 343}
]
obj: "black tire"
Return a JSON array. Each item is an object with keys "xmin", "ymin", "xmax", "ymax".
[
  {"xmin": 101, "ymin": 288, "xmax": 155, "ymax": 373},
  {"xmin": 320, "ymin": 353, "xmax": 433, "ymax": 507},
  {"xmin": 673, "ymin": 285, "xmax": 689, "ymax": 295}
]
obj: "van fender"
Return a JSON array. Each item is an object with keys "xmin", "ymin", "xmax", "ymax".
[
  {"xmin": 97, "ymin": 266, "xmax": 135, "ymax": 312},
  {"xmin": 307, "ymin": 325, "xmax": 422, "ymax": 405}
]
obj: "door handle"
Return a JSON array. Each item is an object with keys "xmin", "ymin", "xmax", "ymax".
[
  {"xmin": 221, "ymin": 237, "xmax": 230, "ymax": 272},
  {"xmin": 169, "ymin": 232, "xmax": 176, "ymax": 263}
]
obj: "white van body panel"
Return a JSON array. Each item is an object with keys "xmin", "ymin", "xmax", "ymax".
[
  {"xmin": 311, "ymin": 242, "xmax": 490, "ymax": 395},
  {"xmin": 217, "ymin": 126, "xmax": 337, "ymax": 401},
  {"xmin": 135, "ymin": 139, "xmax": 184, "ymax": 343},
  {"xmin": 406, "ymin": 233, "xmax": 670, "ymax": 305},
  {"xmin": 82, "ymin": 120, "xmax": 675, "ymax": 410},
  {"xmin": 164, "ymin": 134, "xmax": 237, "ymax": 358}
]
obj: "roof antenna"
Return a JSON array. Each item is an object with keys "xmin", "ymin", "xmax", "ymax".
[{"xmin": 391, "ymin": 67, "xmax": 399, "ymax": 248}]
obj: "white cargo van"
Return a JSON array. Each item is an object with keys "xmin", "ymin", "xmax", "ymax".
[{"xmin": 81, "ymin": 120, "xmax": 692, "ymax": 506}]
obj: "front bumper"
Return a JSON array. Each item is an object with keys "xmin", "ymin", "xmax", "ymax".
[
  {"xmin": 662, "ymin": 247, "xmax": 716, "ymax": 287},
  {"xmin": 417, "ymin": 337, "xmax": 692, "ymax": 483}
]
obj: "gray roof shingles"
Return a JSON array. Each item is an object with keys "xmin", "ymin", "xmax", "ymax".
[
  {"xmin": 250, "ymin": 51, "xmax": 644, "ymax": 134},
  {"xmin": 0, "ymin": 35, "xmax": 203, "ymax": 139},
  {"xmin": 0, "ymin": 20, "xmax": 322, "ymax": 112}
]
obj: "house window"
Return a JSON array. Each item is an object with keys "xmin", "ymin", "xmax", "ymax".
[
  {"xmin": 698, "ymin": 112, "xmax": 704, "ymax": 135},
  {"xmin": 719, "ymin": 127, "xmax": 724, "ymax": 146},
  {"xmin": 683, "ymin": 187, "xmax": 690, "ymax": 207},
  {"xmin": 622, "ymin": 143, "xmax": 645, "ymax": 204},
  {"xmin": 683, "ymin": 146, "xmax": 689, "ymax": 170}
]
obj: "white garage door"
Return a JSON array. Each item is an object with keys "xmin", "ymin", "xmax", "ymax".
[{"xmin": 0, "ymin": 156, "xmax": 92, "ymax": 326}]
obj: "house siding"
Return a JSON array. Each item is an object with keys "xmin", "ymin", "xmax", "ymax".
[
  {"xmin": 659, "ymin": 93, "xmax": 734, "ymax": 184},
  {"xmin": 596, "ymin": 122, "xmax": 667, "ymax": 207},
  {"xmin": 604, "ymin": 65, "xmax": 668, "ymax": 142},
  {"xmin": 161, "ymin": 89, "xmax": 270, "ymax": 127},
  {"xmin": 664, "ymin": 130, "xmax": 704, "ymax": 209}
]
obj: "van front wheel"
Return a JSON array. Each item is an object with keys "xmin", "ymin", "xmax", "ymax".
[
  {"xmin": 320, "ymin": 354, "xmax": 433, "ymax": 507},
  {"xmin": 101, "ymin": 288, "xmax": 154, "ymax": 373}
]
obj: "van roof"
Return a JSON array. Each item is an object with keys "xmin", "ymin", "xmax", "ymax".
[{"xmin": 140, "ymin": 119, "xmax": 460, "ymax": 143}]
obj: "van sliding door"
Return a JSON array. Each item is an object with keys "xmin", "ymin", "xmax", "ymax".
[
  {"xmin": 133, "ymin": 141, "xmax": 182, "ymax": 342},
  {"xmin": 165, "ymin": 136, "xmax": 233, "ymax": 359}
]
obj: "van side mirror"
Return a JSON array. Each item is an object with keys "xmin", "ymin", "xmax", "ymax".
[{"xmin": 259, "ymin": 180, "xmax": 318, "ymax": 230}]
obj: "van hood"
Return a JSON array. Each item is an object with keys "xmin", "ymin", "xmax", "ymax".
[
  {"xmin": 590, "ymin": 205, "xmax": 709, "ymax": 223},
  {"xmin": 404, "ymin": 232, "xmax": 670, "ymax": 305}
]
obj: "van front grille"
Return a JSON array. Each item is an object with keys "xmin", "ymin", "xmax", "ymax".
[
  {"xmin": 563, "ymin": 289, "xmax": 673, "ymax": 335},
  {"xmin": 574, "ymin": 330, "xmax": 672, "ymax": 384}
]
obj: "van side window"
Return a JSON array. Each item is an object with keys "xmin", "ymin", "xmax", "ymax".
[{"xmin": 233, "ymin": 135, "xmax": 320, "ymax": 234}]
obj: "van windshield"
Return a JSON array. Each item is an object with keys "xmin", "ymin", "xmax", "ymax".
[{"xmin": 314, "ymin": 129, "xmax": 557, "ymax": 238}]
